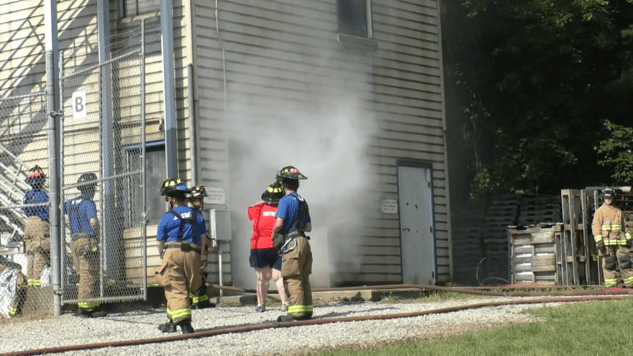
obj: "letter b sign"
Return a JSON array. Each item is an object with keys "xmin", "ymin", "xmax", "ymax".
[{"xmin": 72, "ymin": 90, "xmax": 87, "ymax": 119}]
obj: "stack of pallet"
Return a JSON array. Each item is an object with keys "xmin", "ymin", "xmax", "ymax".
[
  {"xmin": 451, "ymin": 223, "xmax": 484, "ymax": 285},
  {"xmin": 483, "ymin": 195, "xmax": 521, "ymax": 283},
  {"xmin": 560, "ymin": 189, "xmax": 599, "ymax": 285},
  {"xmin": 518, "ymin": 195, "xmax": 562, "ymax": 226},
  {"xmin": 508, "ymin": 224, "xmax": 559, "ymax": 285}
]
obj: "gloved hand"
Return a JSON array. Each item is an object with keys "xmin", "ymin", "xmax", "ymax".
[
  {"xmin": 598, "ymin": 241, "xmax": 605, "ymax": 251},
  {"xmin": 628, "ymin": 240, "xmax": 633, "ymax": 249}
]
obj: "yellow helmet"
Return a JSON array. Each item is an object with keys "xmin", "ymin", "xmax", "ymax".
[{"xmin": 261, "ymin": 182, "xmax": 284, "ymax": 203}]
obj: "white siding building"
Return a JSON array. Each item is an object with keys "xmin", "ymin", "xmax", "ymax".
[{"xmin": 0, "ymin": 0, "xmax": 453, "ymax": 290}]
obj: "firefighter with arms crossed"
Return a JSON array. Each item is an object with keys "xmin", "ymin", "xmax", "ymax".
[
  {"xmin": 592, "ymin": 187, "xmax": 633, "ymax": 287},
  {"xmin": 23, "ymin": 165, "xmax": 50, "ymax": 287},
  {"xmin": 273, "ymin": 166, "xmax": 312, "ymax": 322},
  {"xmin": 186, "ymin": 185, "xmax": 213, "ymax": 309},
  {"xmin": 64, "ymin": 172, "xmax": 106, "ymax": 317},
  {"xmin": 156, "ymin": 179, "xmax": 207, "ymax": 334}
]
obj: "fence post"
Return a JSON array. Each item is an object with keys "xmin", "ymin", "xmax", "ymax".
[
  {"xmin": 141, "ymin": 19, "xmax": 148, "ymax": 300},
  {"xmin": 45, "ymin": 0, "xmax": 61, "ymax": 317}
]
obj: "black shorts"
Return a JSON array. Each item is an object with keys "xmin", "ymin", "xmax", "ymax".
[{"xmin": 249, "ymin": 249, "xmax": 282, "ymax": 270}]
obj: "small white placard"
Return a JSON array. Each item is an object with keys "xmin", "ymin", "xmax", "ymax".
[
  {"xmin": 72, "ymin": 90, "xmax": 87, "ymax": 119},
  {"xmin": 207, "ymin": 187, "xmax": 226, "ymax": 205},
  {"xmin": 381, "ymin": 199, "xmax": 398, "ymax": 214}
]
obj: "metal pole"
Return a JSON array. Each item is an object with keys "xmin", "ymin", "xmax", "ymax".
[
  {"xmin": 98, "ymin": 0, "xmax": 117, "ymax": 287},
  {"xmin": 188, "ymin": 64, "xmax": 197, "ymax": 185},
  {"xmin": 161, "ymin": 0, "xmax": 177, "ymax": 179},
  {"xmin": 59, "ymin": 51, "xmax": 65, "ymax": 308},
  {"xmin": 214, "ymin": 0, "xmax": 230, "ymax": 210},
  {"xmin": 45, "ymin": 0, "xmax": 61, "ymax": 317},
  {"xmin": 218, "ymin": 242, "xmax": 223, "ymax": 297},
  {"xmin": 141, "ymin": 19, "xmax": 148, "ymax": 300}
]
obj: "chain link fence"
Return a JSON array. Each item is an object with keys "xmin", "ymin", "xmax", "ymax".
[
  {"xmin": 0, "ymin": 23, "xmax": 149, "ymax": 321},
  {"xmin": 59, "ymin": 38, "xmax": 147, "ymax": 309},
  {"xmin": 0, "ymin": 91, "xmax": 53, "ymax": 319}
]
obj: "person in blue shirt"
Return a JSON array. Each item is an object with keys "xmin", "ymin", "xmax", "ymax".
[
  {"xmin": 155, "ymin": 179, "xmax": 207, "ymax": 334},
  {"xmin": 272, "ymin": 166, "xmax": 313, "ymax": 322},
  {"xmin": 22, "ymin": 165, "xmax": 50, "ymax": 287},
  {"xmin": 63, "ymin": 172, "xmax": 105, "ymax": 317},
  {"xmin": 185, "ymin": 185, "xmax": 214, "ymax": 309}
]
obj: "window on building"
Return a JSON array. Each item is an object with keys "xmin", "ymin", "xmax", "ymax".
[
  {"xmin": 121, "ymin": 0, "xmax": 161, "ymax": 18},
  {"xmin": 337, "ymin": 0, "xmax": 373, "ymax": 38},
  {"xmin": 126, "ymin": 141, "xmax": 166, "ymax": 225}
]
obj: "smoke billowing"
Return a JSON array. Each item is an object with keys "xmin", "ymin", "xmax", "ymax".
[{"xmin": 227, "ymin": 87, "xmax": 378, "ymax": 289}]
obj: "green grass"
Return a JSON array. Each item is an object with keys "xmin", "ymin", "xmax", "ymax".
[
  {"xmin": 322, "ymin": 298, "xmax": 633, "ymax": 356},
  {"xmin": 381, "ymin": 291, "xmax": 479, "ymax": 304}
]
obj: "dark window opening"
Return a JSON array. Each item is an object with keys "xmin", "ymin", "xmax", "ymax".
[
  {"xmin": 126, "ymin": 141, "xmax": 166, "ymax": 225},
  {"xmin": 338, "ymin": 0, "xmax": 370, "ymax": 38}
]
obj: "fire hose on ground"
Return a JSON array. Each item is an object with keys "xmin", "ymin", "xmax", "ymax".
[{"xmin": 4, "ymin": 284, "xmax": 633, "ymax": 356}]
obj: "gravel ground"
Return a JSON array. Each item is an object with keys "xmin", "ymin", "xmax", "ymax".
[{"xmin": 0, "ymin": 296, "xmax": 563, "ymax": 356}]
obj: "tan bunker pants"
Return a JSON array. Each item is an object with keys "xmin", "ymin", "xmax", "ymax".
[
  {"xmin": 24, "ymin": 216, "xmax": 50, "ymax": 286},
  {"xmin": 281, "ymin": 236, "xmax": 313, "ymax": 319},
  {"xmin": 70, "ymin": 235, "xmax": 100, "ymax": 311},
  {"xmin": 156, "ymin": 244, "xmax": 201, "ymax": 324}
]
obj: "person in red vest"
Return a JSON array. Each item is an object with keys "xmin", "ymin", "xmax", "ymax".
[{"xmin": 247, "ymin": 182, "xmax": 289, "ymax": 312}]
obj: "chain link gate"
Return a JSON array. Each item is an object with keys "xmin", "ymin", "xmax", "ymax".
[
  {"xmin": 0, "ymin": 92, "xmax": 52, "ymax": 318},
  {"xmin": 59, "ymin": 34, "xmax": 147, "ymax": 309}
]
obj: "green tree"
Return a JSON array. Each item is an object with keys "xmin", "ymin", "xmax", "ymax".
[
  {"xmin": 449, "ymin": 0, "xmax": 633, "ymax": 200},
  {"xmin": 596, "ymin": 121, "xmax": 633, "ymax": 184}
]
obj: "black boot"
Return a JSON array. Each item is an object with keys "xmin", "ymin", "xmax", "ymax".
[
  {"xmin": 91, "ymin": 310, "xmax": 107, "ymax": 318},
  {"xmin": 158, "ymin": 320, "xmax": 177, "ymax": 333},
  {"xmin": 277, "ymin": 314, "xmax": 295, "ymax": 322},
  {"xmin": 178, "ymin": 319, "xmax": 195, "ymax": 334},
  {"xmin": 76, "ymin": 309, "xmax": 93, "ymax": 318}
]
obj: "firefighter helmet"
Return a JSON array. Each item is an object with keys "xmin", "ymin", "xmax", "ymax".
[
  {"xmin": 276, "ymin": 166, "xmax": 307, "ymax": 181},
  {"xmin": 25, "ymin": 165, "xmax": 46, "ymax": 186},
  {"xmin": 188, "ymin": 185, "xmax": 207, "ymax": 199},
  {"xmin": 160, "ymin": 178, "xmax": 190, "ymax": 196},
  {"xmin": 261, "ymin": 182, "xmax": 284, "ymax": 204},
  {"xmin": 77, "ymin": 172, "xmax": 97, "ymax": 192},
  {"xmin": 603, "ymin": 187, "xmax": 616, "ymax": 199}
]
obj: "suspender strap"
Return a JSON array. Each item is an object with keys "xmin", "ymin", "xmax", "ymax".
[
  {"xmin": 286, "ymin": 195, "xmax": 309, "ymax": 234},
  {"xmin": 167, "ymin": 209, "xmax": 199, "ymax": 242},
  {"xmin": 69, "ymin": 197, "xmax": 85, "ymax": 232}
]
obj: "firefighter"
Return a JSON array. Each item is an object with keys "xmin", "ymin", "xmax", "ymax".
[
  {"xmin": 155, "ymin": 179, "xmax": 207, "ymax": 334},
  {"xmin": 273, "ymin": 166, "xmax": 312, "ymax": 322},
  {"xmin": 247, "ymin": 182, "xmax": 289, "ymax": 312},
  {"xmin": 22, "ymin": 165, "xmax": 50, "ymax": 287},
  {"xmin": 592, "ymin": 187, "xmax": 633, "ymax": 287},
  {"xmin": 186, "ymin": 185, "xmax": 213, "ymax": 309},
  {"xmin": 63, "ymin": 172, "xmax": 106, "ymax": 317}
]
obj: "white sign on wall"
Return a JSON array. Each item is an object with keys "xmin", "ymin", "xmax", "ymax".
[
  {"xmin": 381, "ymin": 199, "xmax": 398, "ymax": 214},
  {"xmin": 72, "ymin": 90, "xmax": 87, "ymax": 119},
  {"xmin": 207, "ymin": 187, "xmax": 226, "ymax": 205}
]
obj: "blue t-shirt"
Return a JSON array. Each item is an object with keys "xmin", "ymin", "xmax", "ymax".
[
  {"xmin": 23, "ymin": 189, "xmax": 50, "ymax": 221},
  {"xmin": 157, "ymin": 205, "xmax": 207, "ymax": 245},
  {"xmin": 63, "ymin": 195, "xmax": 98, "ymax": 236},
  {"xmin": 275, "ymin": 192, "xmax": 311, "ymax": 234}
]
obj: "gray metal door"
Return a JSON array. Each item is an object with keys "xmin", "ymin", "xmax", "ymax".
[{"xmin": 398, "ymin": 165, "xmax": 435, "ymax": 284}]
